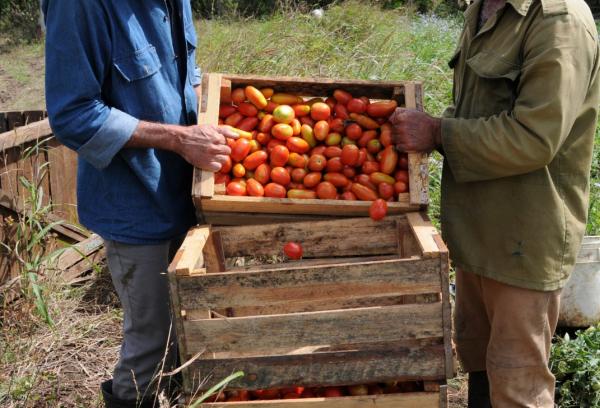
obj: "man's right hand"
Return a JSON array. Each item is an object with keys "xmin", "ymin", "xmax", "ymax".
[{"xmin": 174, "ymin": 124, "xmax": 238, "ymax": 172}]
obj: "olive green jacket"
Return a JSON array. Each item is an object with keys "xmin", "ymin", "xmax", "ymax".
[{"xmin": 440, "ymin": 0, "xmax": 600, "ymax": 290}]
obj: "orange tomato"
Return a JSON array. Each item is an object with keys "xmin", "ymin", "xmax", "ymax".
[
  {"xmin": 380, "ymin": 122, "xmax": 394, "ymax": 147},
  {"xmin": 287, "ymin": 137, "xmax": 310, "ymax": 154},
  {"xmin": 316, "ymin": 181, "xmax": 337, "ymax": 199},
  {"xmin": 231, "ymin": 88, "xmax": 246, "ymax": 105},
  {"xmin": 308, "ymin": 154, "xmax": 327, "ymax": 172},
  {"xmin": 270, "ymin": 145, "xmax": 290, "ymax": 167},
  {"xmin": 249, "ymin": 139, "xmax": 260, "ymax": 153},
  {"xmin": 291, "ymin": 118, "xmax": 302, "ymax": 136},
  {"xmin": 272, "ymin": 93, "xmax": 301, "ymax": 105},
  {"xmin": 292, "ymin": 104, "xmax": 311, "ymax": 117},
  {"xmin": 333, "ymin": 89, "xmax": 352, "ymax": 105},
  {"xmin": 238, "ymin": 116, "xmax": 259, "ymax": 132},
  {"xmin": 347, "ymin": 98, "xmax": 367, "ymax": 114},
  {"xmin": 356, "ymin": 174, "xmax": 378, "ymax": 191},
  {"xmin": 225, "ymin": 112, "xmax": 244, "ymax": 127},
  {"xmin": 288, "ymin": 152, "xmax": 307, "ymax": 168},
  {"xmin": 273, "ymin": 105, "xmax": 295, "ymax": 124},
  {"xmin": 226, "ymin": 181, "xmax": 247, "ymax": 196},
  {"xmin": 369, "ymin": 199, "xmax": 388, "ymax": 221},
  {"xmin": 219, "ymin": 156, "xmax": 232, "ymax": 174},
  {"xmin": 341, "ymin": 144, "xmax": 359, "ymax": 166},
  {"xmin": 352, "ymin": 183, "xmax": 379, "ymax": 201},
  {"xmin": 310, "ymin": 102, "xmax": 331, "ymax": 121},
  {"xmin": 271, "ymin": 167, "xmax": 291, "ymax": 185},
  {"xmin": 256, "ymin": 132, "xmax": 271, "ymax": 145},
  {"xmin": 283, "ymin": 242, "xmax": 303, "ymax": 259},
  {"xmin": 245, "ymin": 85, "xmax": 268, "ymax": 109},
  {"xmin": 232, "ymin": 163, "xmax": 246, "ymax": 178},
  {"xmin": 324, "ymin": 172, "xmax": 349, "ymax": 187},
  {"xmin": 313, "ymin": 120, "xmax": 329, "ymax": 141},
  {"xmin": 238, "ymin": 102, "xmax": 258, "ymax": 117},
  {"xmin": 219, "ymin": 104, "xmax": 237, "ymax": 118},
  {"xmin": 258, "ymin": 114, "xmax": 276, "ymax": 133},
  {"xmin": 287, "ymin": 189, "xmax": 317, "ymax": 199},
  {"xmin": 243, "ymin": 150, "xmax": 268, "ymax": 170},
  {"xmin": 366, "ymin": 100, "xmax": 398, "ymax": 118},
  {"xmin": 349, "ymin": 113, "xmax": 380, "ymax": 130},
  {"xmin": 255, "ymin": 163, "xmax": 271, "ymax": 184},
  {"xmin": 264, "ymin": 182, "xmax": 287, "ymax": 198},
  {"xmin": 230, "ymin": 138, "xmax": 252, "ymax": 162},
  {"xmin": 379, "ymin": 146, "xmax": 398, "ymax": 174},
  {"xmin": 246, "ymin": 178, "xmax": 265, "ymax": 197},
  {"xmin": 271, "ymin": 123, "xmax": 294, "ymax": 141},
  {"xmin": 303, "ymin": 172, "xmax": 322, "ymax": 188},
  {"xmin": 326, "ymin": 157, "xmax": 344, "ymax": 173},
  {"xmin": 260, "ymin": 87, "xmax": 274, "ymax": 99}
]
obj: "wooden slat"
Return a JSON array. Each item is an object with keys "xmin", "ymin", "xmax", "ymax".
[
  {"xmin": 173, "ymin": 227, "xmax": 210, "ymax": 276},
  {"xmin": 433, "ymin": 234, "xmax": 455, "ymax": 380},
  {"xmin": 188, "ymin": 343, "xmax": 445, "ymax": 390},
  {"xmin": 405, "ymin": 213, "xmax": 439, "ymax": 258},
  {"xmin": 177, "ymin": 256, "xmax": 442, "ymax": 314},
  {"xmin": 184, "ymin": 302, "xmax": 442, "ymax": 356},
  {"xmin": 220, "ymin": 77, "xmax": 232, "ymax": 103},
  {"xmin": 408, "ymin": 152, "xmax": 429, "ymax": 206},
  {"xmin": 200, "ymin": 211, "xmax": 335, "ymax": 226},
  {"xmin": 168, "ymin": 267, "xmax": 194, "ymax": 392},
  {"xmin": 199, "ymin": 392, "xmax": 441, "ymax": 407},
  {"xmin": 215, "ymin": 216, "xmax": 403, "ymax": 259},
  {"xmin": 47, "ymin": 140, "xmax": 78, "ymax": 224},
  {"xmin": 0, "ymin": 118, "xmax": 52, "ymax": 151},
  {"xmin": 204, "ymin": 229, "xmax": 226, "ymax": 273}
]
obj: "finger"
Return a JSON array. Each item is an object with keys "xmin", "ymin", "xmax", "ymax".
[
  {"xmin": 217, "ymin": 125, "xmax": 240, "ymax": 139},
  {"xmin": 209, "ymin": 144, "xmax": 231, "ymax": 156},
  {"xmin": 212, "ymin": 154, "xmax": 230, "ymax": 165},
  {"xmin": 202, "ymin": 161, "xmax": 222, "ymax": 172},
  {"xmin": 389, "ymin": 108, "xmax": 407, "ymax": 124}
]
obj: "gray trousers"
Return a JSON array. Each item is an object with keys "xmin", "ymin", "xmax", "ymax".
[{"xmin": 105, "ymin": 236, "xmax": 183, "ymax": 400}]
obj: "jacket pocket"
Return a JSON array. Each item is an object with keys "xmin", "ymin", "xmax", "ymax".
[
  {"xmin": 113, "ymin": 45, "xmax": 162, "ymax": 82},
  {"xmin": 466, "ymin": 51, "xmax": 520, "ymax": 81}
]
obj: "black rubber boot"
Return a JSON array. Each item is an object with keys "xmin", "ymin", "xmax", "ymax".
[
  {"xmin": 101, "ymin": 380, "xmax": 158, "ymax": 408},
  {"xmin": 468, "ymin": 371, "xmax": 492, "ymax": 408}
]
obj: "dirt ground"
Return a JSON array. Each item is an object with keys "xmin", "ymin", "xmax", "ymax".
[{"xmin": 0, "ymin": 41, "xmax": 46, "ymax": 111}]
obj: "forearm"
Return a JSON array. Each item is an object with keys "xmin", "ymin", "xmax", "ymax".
[{"xmin": 126, "ymin": 121, "xmax": 182, "ymax": 153}]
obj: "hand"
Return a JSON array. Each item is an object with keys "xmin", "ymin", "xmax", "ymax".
[
  {"xmin": 175, "ymin": 124, "xmax": 238, "ymax": 172},
  {"xmin": 389, "ymin": 108, "xmax": 442, "ymax": 153}
]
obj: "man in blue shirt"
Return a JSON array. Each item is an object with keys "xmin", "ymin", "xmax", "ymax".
[{"xmin": 43, "ymin": 1, "xmax": 236, "ymax": 406}]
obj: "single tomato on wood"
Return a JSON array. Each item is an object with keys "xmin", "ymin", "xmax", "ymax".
[
  {"xmin": 284, "ymin": 242, "xmax": 303, "ymax": 260},
  {"xmin": 369, "ymin": 198, "xmax": 388, "ymax": 221}
]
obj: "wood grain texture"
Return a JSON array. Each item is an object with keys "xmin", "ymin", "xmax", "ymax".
[
  {"xmin": 177, "ymin": 256, "xmax": 442, "ymax": 315},
  {"xmin": 198, "ymin": 392, "xmax": 441, "ymax": 407},
  {"xmin": 433, "ymin": 234, "xmax": 454, "ymax": 379},
  {"xmin": 184, "ymin": 302, "xmax": 443, "ymax": 356},
  {"xmin": 174, "ymin": 227, "xmax": 210, "ymax": 276},
  {"xmin": 0, "ymin": 119, "xmax": 52, "ymax": 151},
  {"xmin": 203, "ymin": 229, "xmax": 226, "ymax": 273},
  {"xmin": 187, "ymin": 343, "xmax": 445, "ymax": 391},
  {"xmin": 406, "ymin": 212, "xmax": 440, "ymax": 259},
  {"xmin": 408, "ymin": 152, "xmax": 429, "ymax": 206},
  {"xmin": 47, "ymin": 140, "xmax": 78, "ymax": 224}
]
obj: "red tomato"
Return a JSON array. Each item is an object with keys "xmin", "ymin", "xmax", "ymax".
[
  {"xmin": 231, "ymin": 88, "xmax": 246, "ymax": 105},
  {"xmin": 291, "ymin": 168, "xmax": 307, "ymax": 183},
  {"xmin": 367, "ymin": 139, "xmax": 382, "ymax": 154},
  {"xmin": 345, "ymin": 123, "xmax": 363, "ymax": 141},
  {"xmin": 267, "ymin": 139, "xmax": 285, "ymax": 153},
  {"xmin": 264, "ymin": 183, "xmax": 287, "ymax": 198},
  {"xmin": 303, "ymin": 172, "xmax": 322, "ymax": 188},
  {"xmin": 329, "ymin": 117, "xmax": 345, "ymax": 133},
  {"xmin": 370, "ymin": 172, "xmax": 396, "ymax": 185},
  {"xmin": 219, "ymin": 156, "xmax": 232, "ymax": 174},
  {"xmin": 284, "ymin": 242, "xmax": 303, "ymax": 259},
  {"xmin": 256, "ymin": 132, "xmax": 271, "ymax": 145},
  {"xmin": 369, "ymin": 199, "xmax": 388, "ymax": 221},
  {"xmin": 265, "ymin": 100, "xmax": 279, "ymax": 113},
  {"xmin": 333, "ymin": 104, "xmax": 349, "ymax": 120},
  {"xmin": 343, "ymin": 166, "xmax": 356, "ymax": 179},
  {"xmin": 352, "ymin": 183, "xmax": 379, "ymax": 201},
  {"xmin": 308, "ymin": 154, "xmax": 327, "ymax": 172},
  {"xmin": 324, "ymin": 172, "xmax": 349, "ymax": 187},
  {"xmin": 366, "ymin": 100, "xmax": 398, "ymax": 118},
  {"xmin": 326, "ymin": 157, "xmax": 344, "ymax": 173},
  {"xmin": 293, "ymin": 104, "xmax": 311, "ymax": 117},
  {"xmin": 357, "ymin": 148, "xmax": 367, "ymax": 166},
  {"xmin": 324, "ymin": 387, "xmax": 344, "ymax": 398},
  {"xmin": 258, "ymin": 114, "xmax": 276, "ymax": 133},
  {"xmin": 310, "ymin": 102, "xmax": 331, "ymax": 121},
  {"xmin": 283, "ymin": 393, "xmax": 301, "ymax": 399},
  {"xmin": 311, "ymin": 145, "xmax": 327, "ymax": 156},
  {"xmin": 226, "ymin": 181, "xmax": 247, "ymax": 196},
  {"xmin": 238, "ymin": 102, "xmax": 258, "ymax": 117},
  {"xmin": 341, "ymin": 144, "xmax": 359, "ymax": 166},
  {"xmin": 324, "ymin": 146, "xmax": 342, "ymax": 158},
  {"xmin": 219, "ymin": 104, "xmax": 237, "ymax": 118},
  {"xmin": 380, "ymin": 122, "xmax": 393, "ymax": 147},
  {"xmin": 398, "ymin": 154, "xmax": 409, "ymax": 170},
  {"xmin": 356, "ymin": 174, "xmax": 378, "ymax": 191},
  {"xmin": 379, "ymin": 146, "xmax": 398, "ymax": 174},
  {"xmin": 230, "ymin": 138, "xmax": 252, "ymax": 162},
  {"xmin": 395, "ymin": 170, "xmax": 409, "ymax": 183},
  {"xmin": 286, "ymin": 137, "xmax": 310, "ymax": 154},
  {"xmin": 288, "ymin": 152, "xmax": 307, "ymax": 168},
  {"xmin": 347, "ymin": 98, "xmax": 367, "ymax": 114},
  {"xmin": 214, "ymin": 173, "xmax": 230, "ymax": 185},
  {"xmin": 299, "ymin": 116, "xmax": 315, "ymax": 127},
  {"xmin": 357, "ymin": 130, "xmax": 377, "ymax": 147},
  {"xmin": 270, "ymin": 145, "xmax": 290, "ymax": 167},
  {"xmin": 316, "ymin": 181, "xmax": 338, "ymax": 199},
  {"xmin": 325, "ymin": 96, "xmax": 337, "ymax": 109},
  {"xmin": 341, "ymin": 191, "xmax": 357, "ymax": 200},
  {"xmin": 362, "ymin": 161, "xmax": 380, "ymax": 175},
  {"xmin": 225, "ymin": 112, "xmax": 244, "ymax": 127},
  {"xmin": 378, "ymin": 182, "xmax": 395, "ymax": 199},
  {"xmin": 246, "ymin": 179, "xmax": 265, "ymax": 197},
  {"xmin": 243, "ymin": 150, "xmax": 268, "ymax": 170},
  {"xmin": 271, "ymin": 167, "xmax": 291, "ymax": 185},
  {"xmin": 255, "ymin": 163, "xmax": 271, "ymax": 184},
  {"xmin": 394, "ymin": 181, "xmax": 408, "ymax": 194},
  {"xmin": 333, "ymin": 89, "xmax": 352, "ymax": 105}
]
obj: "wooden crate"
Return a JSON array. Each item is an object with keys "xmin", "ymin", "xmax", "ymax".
[
  {"xmin": 194, "ymin": 74, "xmax": 429, "ymax": 225},
  {"xmin": 168, "ymin": 212, "xmax": 453, "ymax": 407}
]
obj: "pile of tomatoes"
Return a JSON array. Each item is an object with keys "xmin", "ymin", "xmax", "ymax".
[
  {"xmin": 207, "ymin": 381, "xmax": 422, "ymax": 402},
  {"xmin": 216, "ymin": 86, "xmax": 409, "ymax": 201}
]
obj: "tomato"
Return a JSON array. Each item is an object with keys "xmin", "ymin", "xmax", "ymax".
[
  {"xmin": 301, "ymin": 124, "xmax": 317, "ymax": 148},
  {"xmin": 313, "ymin": 120, "xmax": 329, "ymax": 141},
  {"xmin": 226, "ymin": 181, "xmax": 247, "ymax": 196},
  {"xmin": 256, "ymin": 132, "xmax": 271, "ymax": 145},
  {"xmin": 265, "ymin": 100, "xmax": 279, "ymax": 113},
  {"xmin": 370, "ymin": 172, "xmax": 395, "ymax": 186},
  {"xmin": 242, "ymin": 150, "xmax": 268, "ymax": 170},
  {"xmin": 272, "ymin": 93, "xmax": 301, "ymax": 105},
  {"xmin": 358, "ymin": 130, "xmax": 377, "ymax": 147},
  {"xmin": 340, "ymin": 191, "xmax": 357, "ymax": 200},
  {"xmin": 225, "ymin": 112, "xmax": 244, "ymax": 127},
  {"xmin": 214, "ymin": 173, "xmax": 230, "ymax": 185},
  {"xmin": 255, "ymin": 163, "xmax": 271, "ymax": 184},
  {"xmin": 325, "ymin": 97, "xmax": 336, "ymax": 109},
  {"xmin": 299, "ymin": 116, "xmax": 315, "ymax": 127},
  {"xmin": 292, "ymin": 104, "xmax": 311, "ymax": 117},
  {"xmin": 395, "ymin": 169, "xmax": 409, "ymax": 183},
  {"xmin": 291, "ymin": 168, "xmax": 307, "ymax": 183},
  {"xmin": 366, "ymin": 100, "xmax": 398, "ymax": 118},
  {"xmin": 270, "ymin": 145, "xmax": 290, "ymax": 167},
  {"xmin": 238, "ymin": 102, "xmax": 258, "ymax": 117},
  {"xmin": 380, "ymin": 122, "xmax": 393, "ymax": 147},
  {"xmin": 287, "ymin": 189, "xmax": 317, "ymax": 199},
  {"xmin": 260, "ymin": 87, "xmax": 274, "ymax": 99},
  {"xmin": 273, "ymin": 105, "xmax": 295, "ymax": 124},
  {"xmin": 326, "ymin": 157, "xmax": 344, "ymax": 173},
  {"xmin": 398, "ymin": 154, "xmax": 409, "ymax": 170},
  {"xmin": 252, "ymin": 389, "xmax": 281, "ymax": 400},
  {"xmin": 219, "ymin": 104, "xmax": 237, "ymax": 118},
  {"xmin": 329, "ymin": 117, "xmax": 345, "ymax": 133},
  {"xmin": 290, "ymin": 119, "xmax": 302, "ymax": 136},
  {"xmin": 238, "ymin": 116, "xmax": 259, "ymax": 132},
  {"xmin": 258, "ymin": 114, "xmax": 276, "ymax": 133},
  {"xmin": 369, "ymin": 199, "xmax": 388, "ymax": 221},
  {"xmin": 333, "ymin": 103, "xmax": 349, "ymax": 120},
  {"xmin": 272, "ymin": 123, "xmax": 294, "ymax": 141},
  {"xmin": 347, "ymin": 98, "xmax": 367, "ymax": 114},
  {"xmin": 378, "ymin": 146, "xmax": 398, "ymax": 174},
  {"xmin": 324, "ymin": 146, "xmax": 342, "ymax": 158},
  {"xmin": 308, "ymin": 154, "xmax": 327, "ymax": 172},
  {"xmin": 286, "ymin": 137, "xmax": 310, "ymax": 154},
  {"xmin": 361, "ymin": 161, "xmax": 380, "ymax": 175},
  {"xmin": 357, "ymin": 148, "xmax": 367, "ymax": 166},
  {"xmin": 230, "ymin": 138, "xmax": 252, "ymax": 162},
  {"xmin": 245, "ymin": 85, "xmax": 268, "ymax": 109},
  {"xmin": 284, "ymin": 242, "xmax": 303, "ymax": 259},
  {"xmin": 324, "ymin": 172, "xmax": 349, "ymax": 187},
  {"xmin": 325, "ymin": 132, "xmax": 341, "ymax": 146},
  {"xmin": 378, "ymin": 182, "xmax": 395, "ymax": 199},
  {"xmin": 248, "ymin": 139, "xmax": 260, "ymax": 153},
  {"xmin": 264, "ymin": 182, "xmax": 287, "ymax": 198},
  {"xmin": 246, "ymin": 178, "xmax": 265, "ymax": 197},
  {"xmin": 349, "ymin": 113, "xmax": 379, "ymax": 130},
  {"xmin": 323, "ymin": 387, "xmax": 344, "ymax": 398},
  {"xmin": 359, "ymin": 96, "xmax": 370, "ymax": 106},
  {"xmin": 232, "ymin": 163, "xmax": 246, "ymax": 178},
  {"xmin": 341, "ymin": 137, "xmax": 356, "ymax": 147},
  {"xmin": 271, "ymin": 167, "xmax": 291, "ymax": 185},
  {"xmin": 367, "ymin": 139, "xmax": 382, "ymax": 154},
  {"xmin": 394, "ymin": 181, "xmax": 408, "ymax": 194},
  {"xmin": 345, "ymin": 123, "xmax": 363, "ymax": 140},
  {"xmin": 356, "ymin": 174, "xmax": 378, "ymax": 191},
  {"xmin": 288, "ymin": 182, "xmax": 304, "ymax": 190},
  {"xmin": 352, "ymin": 183, "xmax": 379, "ymax": 201},
  {"xmin": 311, "ymin": 145, "xmax": 327, "ymax": 156},
  {"xmin": 288, "ymin": 152, "xmax": 307, "ymax": 168},
  {"xmin": 303, "ymin": 172, "xmax": 322, "ymax": 188},
  {"xmin": 310, "ymin": 102, "xmax": 331, "ymax": 121},
  {"xmin": 231, "ymin": 88, "xmax": 246, "ymax": 105},
  {"xmin": 341, "ymin": 144, "xmax": 359, "ymax": 166},
  {"xmin": 267, "ymin": 139, "xmax": 285, "ymax": 153},
  {"xmin": 333, "ymin": 89, "xmax": 352, "ymax": 105},
  {"xmin": 219, "ymin": 156, "xmax": 232, "ymax": 174},
  {"xmin": 316, "ymin": 181, "xmax": 337, "ymax": 199}
]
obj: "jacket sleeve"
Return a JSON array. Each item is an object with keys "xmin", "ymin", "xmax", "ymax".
[
  {"xmin": 441, "ymin": 14, "xmax": 598, "ymax": 183},
  {"xmin": 44, "ymin": 0, "xmax": 139, "ymax": 170}
]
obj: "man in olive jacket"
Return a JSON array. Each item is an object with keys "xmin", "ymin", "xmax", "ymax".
[{"xmin": 391, "ymin": 0, "xmax": 600, "ymax": 405}]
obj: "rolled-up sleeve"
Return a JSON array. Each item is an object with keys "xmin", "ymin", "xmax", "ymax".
[
  {"xmin": 193, "ymin": 66, "xmax": 202, "ymax": 87},
  {"xmin": 44, "ymin": 0, "xmax": 138, "ymax": 169},
  {"xmin": 441, "ymin": 15, "xmax": 597, "ymax": 183}
]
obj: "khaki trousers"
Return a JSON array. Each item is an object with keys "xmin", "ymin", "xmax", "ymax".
[{"xmin": 454, "ymin": 269, "xmax": 561, "ymax": 407}]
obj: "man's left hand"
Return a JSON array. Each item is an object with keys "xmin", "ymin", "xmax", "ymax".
[{"xmin": 389, "ymin": 108, "xmax": 442, "ymax": 153}]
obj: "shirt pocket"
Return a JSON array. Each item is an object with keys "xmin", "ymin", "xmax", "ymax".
[
  {"xmin": 111, "ymin": 45, "xmax": 167, "ymax": 121},
  {"xmin": 466, "ymin": 51, "xmax": 521, "ymax": 117}
]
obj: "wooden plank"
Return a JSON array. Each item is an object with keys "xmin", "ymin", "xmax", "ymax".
[
  {"xmin": 439, "ymin": 385, "xmax": 448, "ymax": 408},
  {"xmin": 0, "ymin": 147, "xmax": 21, "ymax": 197},
  {"xmin": 187, "ymin": 343, "xmax": 446, "ymax": 390},
  {"xmin": 433, "ymin": 234, "xmax": 454, "ymax": 380},
  {"xmin": 204, "ymin": 229, "xmax": 226, "ymax": 273},
  {"xmin": 47, "ymin": 140, "xmax": 78, "ymax": 224},
  {"xmin": 220, "ymin": 77, "xmax": 232, "ymax": 103},
  {"xmin": 184, "ymin": 302, "xmax": 443, "ymax": 356},
  {"xmin": 177, "ymin": 256, "xmax": 442, "ymax": 314},
  {"xmin": 173, "ymin": 227, "xmax": 210, "ymax": 276},
  {"xmin": 199, "ymin": 392, "xmax": 441, "ymax": 408},
  {"xmin": 408, "ymin": 152, "xmax": 429, "ymax": 206},
  {"xmin": 169, "ymin": 267, "xmax": 194, "ymax": 393},
  {"xmin": 200, "ymin": 211, "xmax": 335, "ymax": 226},
  {"xmin": 405, "ymin": 213, "xmax": 439, "ymax": 259},
  {"xmin": 215, "ymin": 216, "xmax": 403, "ymax": 259},
  {"xmin": 0, "ymin": 119, "xmax": 53, "ymax": 151},
  {"xmin": 56, "ymin": 234, "xmax": 103, "ymax": 271}
]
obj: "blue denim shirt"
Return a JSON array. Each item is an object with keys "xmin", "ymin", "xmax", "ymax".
[{"xmin": 43, "ymin": 0, "xmax": 200, "ymax": 244}]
